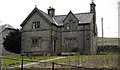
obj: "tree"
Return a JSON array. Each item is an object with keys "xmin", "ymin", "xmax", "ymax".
[{"xmin": 3, "ymin": 29, "xmax": 21, "ymax": 54}]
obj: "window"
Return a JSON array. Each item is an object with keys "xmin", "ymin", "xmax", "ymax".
[
  {"xmin": 66, "ymin": 23, "xmax": 69, "ymax": 30},
  {"xmin": 32, "ymin": 21, "xmax": 40, "ymax": 29},
  {"xmin": 66, "ymin": 19, "xmax": 76, "ymax": 30},
  {"xmin": 73, "ymin": 39, "xmax": 77, "ymax": 48},
  {"xmin": 67, "ymin": 39, "xmax": 69, "ymax": 48},
  {"xmin": 31, "ymin": 37, "xmax": 41, "ymax": 47},
  {"xmin": 65, "ymin": 38, "xmax": 77, "ymax": 48}
]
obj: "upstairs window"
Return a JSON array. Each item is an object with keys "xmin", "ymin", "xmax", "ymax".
[
  {"xmin": 32, "ymin": 21, "xmax": 40, "ymax": 29},
  {"xmin": 66, "ymin": 23, "xmax": 69, "ymax": 30},
  {"xmin": 66, "ymin": 19, "xmax": 76, "ymax": 30}
]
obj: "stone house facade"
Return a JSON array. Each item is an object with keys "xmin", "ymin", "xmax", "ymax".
[{"xmin": 20, "ymin": 2, "xmax": 98, "ymax": 55}]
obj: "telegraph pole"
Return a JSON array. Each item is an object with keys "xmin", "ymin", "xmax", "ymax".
[
  {"xmin": 101, "ymin": 18, "xmax": 104, "ymax": 46},
  {"xmin": 0, "ymin": 57, "xmax": 1, "ymax": 69}
]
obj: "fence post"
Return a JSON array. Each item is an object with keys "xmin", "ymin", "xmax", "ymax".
[
  {"xmin": 0, "ymin": 57, "xmax": 1, "ymax": 69},
  {"xmin": 52, "ymin": 62, "xmax": 54, "ymax": 70},
  {"xmin": 21, "ymin": 55, "xmax": 23, "ymax": 70}
]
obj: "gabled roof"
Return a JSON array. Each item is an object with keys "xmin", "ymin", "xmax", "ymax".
[
  {"xmin": 75, "ymin": 13, "xmax": 94, "ymax": 23},
  {"xmin": 20, "ymin": 7, "xmax": 54, "ymax": 27},
  {"xmin": 54, "ymin": 13, "xmax": 94, "ymax": 26},
  {"xmin": 20, "ymin": 7, "xmax": 94, "ymax": 27},
  {"xmin": 0, "ymin": 24, "xmax": 14, "ymax": 33},
  {"xmin": 63, "ymin": 11, "xmax": 79, "ymax": 23}
]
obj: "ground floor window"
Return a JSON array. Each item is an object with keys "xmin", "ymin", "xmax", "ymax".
[
  {"xmin": 65, "ymin": 38, "xmax": 77, "ymax": 48},
  {"xmin": 30, "ymin": 37, "xmax": 41, "ymax": 47}
]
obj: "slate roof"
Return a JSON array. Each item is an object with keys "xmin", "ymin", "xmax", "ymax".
[
  {"xmin": 21, "ymin": 7, "xmax": 94, "ymax": 27},
  {"xmin": 54, "ymin": 13, "xmax": 93, "ymax": 26},
  {"xmin": 0, "ymin": 24, "xmax": 14, "ymax": 33},
  {"xmin": 38, "ymin": 9, "xmax": 54, "ymax": 24},
  {"xmin": 75, "ymin": 13, "xmax": 94, "ymax": 24},
  {"xmin": 21, "ymin": 7, "xmax": 54, "ymax": 27}
]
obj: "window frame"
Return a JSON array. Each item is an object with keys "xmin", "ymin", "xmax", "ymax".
[
  {"xmin": 65, "ymin": 19, "xmax": 77, "ymax": 30},
  {"xmin": 30, "ymin": 37, "xmax": 42, "ymax": 48},
  {"xmin": 65, "ymin": 38, "xmax": 77, "ymax": 50},
  {"xmin": 32, "ymin": 21, "xmax": 40, "ymax": 29}
]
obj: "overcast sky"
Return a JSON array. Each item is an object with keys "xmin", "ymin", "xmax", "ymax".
[{"xmin": 0, "ymin": 0, "xmax": 119, "ymax": 38}]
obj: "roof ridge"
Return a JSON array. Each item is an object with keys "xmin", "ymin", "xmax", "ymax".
[
  {"xmin": 74, "ymin": 12, "xmax": 93, "ymax": 15},
  {"xmin": 55, "ymin": 12, "xmax": 92, "ymax": 17},
  {"xmin": 55, "ymin": 14, "xmax": 66, "ymax": 17}
]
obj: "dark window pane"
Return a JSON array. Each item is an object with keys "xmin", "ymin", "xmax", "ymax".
[
  {"xmin": 67, "ymin": 40, "xmax": 69, "ymax": 48},
  {"xmin": 71, "ymin": 39, "xmax": 72, "ymax": 48},
  {"xmin": 37, "ymin": 22, "xmax": 40, "ymax": 28},
  {"xmin": 32, "ymin": 39, "xmax": 34, "ymax": 47},
  {"xmin": 35, "ymin": 39, "xmax": 38, "ymax": 47},
  {"xmin": 38, "ymin": 39, "xmax": 41, "ymax": 47}
]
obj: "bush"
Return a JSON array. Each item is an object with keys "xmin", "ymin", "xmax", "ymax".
[
  {"xmin": 3, "ymin": 29, "xmax": 21, "ymax": 54},
  {"xmin": 72, "ymin": 47, "xmax": 79, "ymax": 52},
  {"xmin": 97, "ymin": 45, "xmax": 119, "ymax": 54}
]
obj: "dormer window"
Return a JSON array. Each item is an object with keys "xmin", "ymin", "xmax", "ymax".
[
  {"xmin": 66, "ymin": 23, "xmax": 69, "ymax": 30},
  {"xmin": 65, "ymin": 19, "xmax": 76, "ymax": 30},
  {"xmin": 32, "ymin": 21, "xmax": 40, "ymax": 29}
]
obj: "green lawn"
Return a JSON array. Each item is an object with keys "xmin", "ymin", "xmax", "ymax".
[
  {"xmin": 46, "ymin": 54, "xmax": 118, "ymax": 68},
  {"xmin": 2, "ymin": 54, "xmax": 118, "ymax": 69},
  {"xmin": 47, "ymin": 54, "xmax": 118, "ymax": 63},
  {"xmin": 2, "ymin": 54, "xmax": 59, "ymax": 68}
]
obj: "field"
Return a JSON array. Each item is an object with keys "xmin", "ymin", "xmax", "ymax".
[
  {"xmin": 24, "ymin": 54, "xmax": 119, "ymax": 69},
  {"xmin": 2, "ymin": 54, "xmax": 119, "ymax": 69},
  {"xmin": 2, "ymin": 55, "xmax": 59, "ymax": 68},
  {"xmin": 98, "ymin": 37, "xmax": 119, "ymax": 45}
]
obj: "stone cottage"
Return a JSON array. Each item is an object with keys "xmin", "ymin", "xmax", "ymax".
[
  {"xmin": 0, "ymin": 24, "xmax": 15, "ymax": 55},
  {"xmin": 20, "ymin": 2, "xmax": 98, "ymax": 55}
]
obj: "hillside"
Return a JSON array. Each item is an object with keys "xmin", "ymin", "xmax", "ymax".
[{"xmin": 98, "ymin": 37, "xmax": 119, "ymax": 46}]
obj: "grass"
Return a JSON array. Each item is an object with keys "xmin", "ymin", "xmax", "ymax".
[
  {"xmin": 98, "ymin": 37, "xmax": 119, "ymax": 41},
  {"xmin": 45, "ymin": 54, "xmax": 118, "ymax": 68},
  {"xmin": 2, "ymin": 54, "xmax": 118, "ymax": 69},
  {"xmin": 46, "ymin": 54, "xmax": 118, "ymax": 63},
  {"xmin": 98, "ymin": 37, "xmax": 119, "ymax": 45},
  {"xmin": 23, "ymin": 54, "xmax": 118, "ymax": 69},
  {"xmin": 2, "ymin": 54, "xmax": 59, "ymax": 68}
]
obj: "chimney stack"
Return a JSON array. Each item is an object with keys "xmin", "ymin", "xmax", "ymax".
[
  {"xmin": 90, "ymin": 1, "xmax": 96, "ymax": 13},
  {"xmin": 47, "ymin": 6, "xmax": 55, "ymax": 17},
  {"xmin": 90, "ymin": 1, "xmax": 96, "ymax": 33}
]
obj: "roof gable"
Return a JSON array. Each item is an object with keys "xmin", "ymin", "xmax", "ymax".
[
  {"xmin": 63, "ymin": 11, "xmax": 78, "ymax": 23},
  {"xmin": 75, "ymin": 13, "xmax": 93, "ymax": 24},
  {"xmin": 20, "ymin": 7, "xmax": 54, "ymax": 27},
  {"xmin": 20, "ymin": 7, "xmax": 94, "ymax": 27},
  {"xmin": 0, "ymin": 24, "xmax": 14, "ymax": 33},
  {"xmin": 54, "ymin": 13, "xmax": 93, "ymax": 26}
]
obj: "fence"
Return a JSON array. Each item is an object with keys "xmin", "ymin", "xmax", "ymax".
[{"xmin": 1, "ymin": 54, "xmax": 119, "ymax": 70}]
